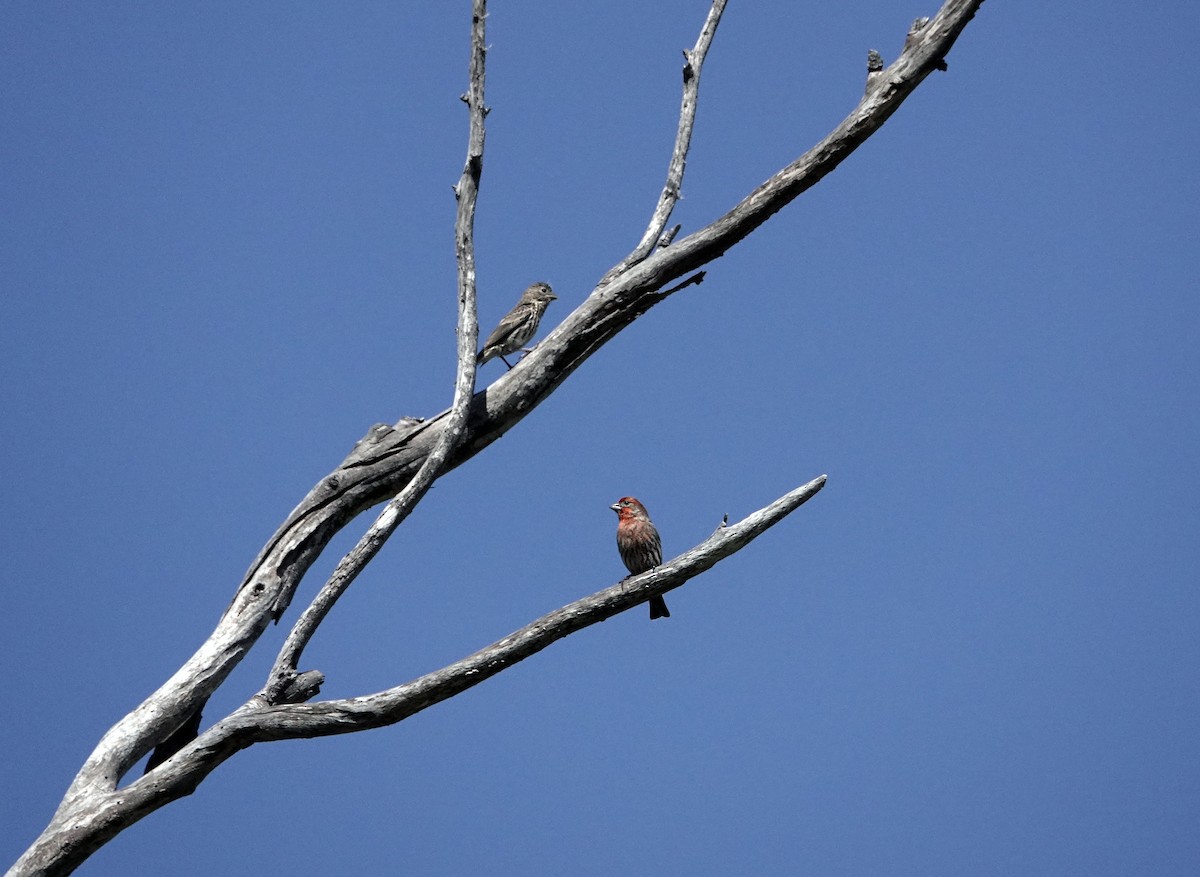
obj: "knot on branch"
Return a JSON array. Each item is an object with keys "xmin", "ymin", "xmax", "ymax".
[
  {"xmin": 277, "ymin": 670, "xmax": 325, "ymax": 705},
  {"xmin": 904, "ymin": 16, "xmax": 948, "ymax": 71},
  {"xmin": 681, "ymin": 48, "xmax": 695, "ymax": 82},
  {"xmin": 865, "ymin": 49, "xmax": 885, "ymax": 94},
  {"xmin": 905, "ymin": 16, "xmax": 931, "ymax": 50},
  {"xmin": 264, "ymin": 668, "xmax": 325, "ymax": 705}
]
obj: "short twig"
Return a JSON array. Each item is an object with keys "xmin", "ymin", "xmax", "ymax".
[{"xmin": 598, "ymin": 0, "xmax": 728, "ymax": 286}]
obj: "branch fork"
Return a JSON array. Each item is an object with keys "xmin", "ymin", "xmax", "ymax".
[{"xmin": 11, "ymin": 1, "xmax": 988, "ymax": 871}]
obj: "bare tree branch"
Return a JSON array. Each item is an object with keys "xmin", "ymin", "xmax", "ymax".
[
  {"xmin": 11, "ymin": 5, "xmax": 494, "ymax": 875},
  {"xmin": 12, "ymin": 477, "xmax": 825, "ymax": 876},
  {"xmin": 238, "ymin": 0, "xmax": 983, "ymax": 654},
  {"xmin": 11, "ymin": 1, "xmax": 987, "ymax": 872},
  {"xmin": 63, "ymin": 0, "xmax": 980, "ymax": 807},
  {"xmin": 599, "ymin": 0, "xmax": 727, "ymax": 286},
  {"xmin": 262, "ymin": 0, "xmax": 489, "ymax": 705},
  {"xmin": 240, "ymin": 476, "xmax": 825, "ymax": 735}
]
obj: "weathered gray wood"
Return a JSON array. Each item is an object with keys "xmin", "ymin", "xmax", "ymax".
[
  {"xmin": 9, "ymin": 1, "xmax": 986, "ymax": 873},
  {"xmin": 262, "ymin": 0, "xmax": 488, "ymax": 705},
  {"xmin": 599, "ymin": 0, "xmax": 728, "ymax": 287},
  {"xmin": 13, "ymin": 477, "xmax": 826, "ymax": 877}
]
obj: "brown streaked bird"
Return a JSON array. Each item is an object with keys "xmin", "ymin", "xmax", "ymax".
[
  {"xmin": 611, "ymin": 496, "xmax": 670, "ymax": 620},
  {"xmin": 477, "ymin": 282, "xmax": 557, "ymax": 369}
]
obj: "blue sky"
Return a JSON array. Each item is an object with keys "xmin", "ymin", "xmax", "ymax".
[{"xmin": 3, "ymin": 2, "xmax": 1198, "ymax": 874}]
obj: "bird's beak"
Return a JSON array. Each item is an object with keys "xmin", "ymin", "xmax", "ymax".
[{"xmin": 609, "ymin": 502, "xmax": 621, "ymax": 512}]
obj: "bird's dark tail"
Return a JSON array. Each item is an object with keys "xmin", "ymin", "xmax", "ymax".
[{"xmin": 649, "ymin": 595, "xmax": 670, "ymax": 620}]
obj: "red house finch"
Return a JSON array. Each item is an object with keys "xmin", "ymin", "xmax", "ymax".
[
  {"xmin": 477, "ymin": 282, "xmax": 557, "ymax": 368},
  {"xmin": 611, "ymin": 496, "xmax": 670, "ymax": 620}
]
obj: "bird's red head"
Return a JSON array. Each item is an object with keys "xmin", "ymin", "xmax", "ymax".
[{"xmin": 610, "ymin": 496, "xmax": 649, "ymax": 521}]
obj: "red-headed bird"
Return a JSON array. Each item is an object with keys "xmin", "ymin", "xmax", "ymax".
[
  {"xmin": 477, "ymin": 282, "xmax": 557, "ymax": 368},
  {"xmin": 611, "ymin": 496, "xmax": 670, "ymax": 620}
]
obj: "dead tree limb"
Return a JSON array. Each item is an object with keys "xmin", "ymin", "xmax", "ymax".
[
  {"xmin": 12, "ymin": 478, "xmax": 825, "ymax": 877},
  {"xmin": 599, "ymin": 0, "xmax": 727, "ymax": 285},
  {"xmin": 262, "ymin": 0, "xmax": 488, "ymax": 705},
  {"xmin": 10, "ymin": 1, "xmax": 986, "ymax": 873}
]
